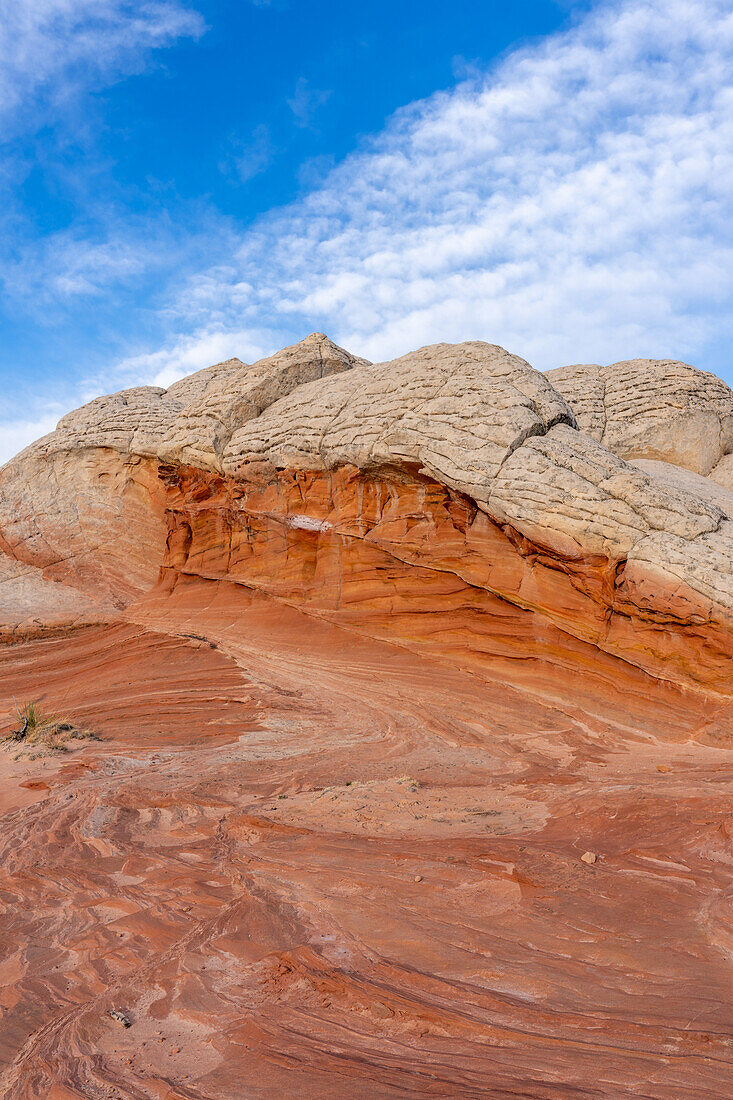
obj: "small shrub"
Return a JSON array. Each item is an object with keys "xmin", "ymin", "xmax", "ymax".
[{"xmin": 2, "ymin": 701, "xmax": 99, "ymax": 755}]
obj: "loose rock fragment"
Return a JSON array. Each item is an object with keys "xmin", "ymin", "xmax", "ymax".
[{"xmin": 108, "ymin": 1010, "xmax": 132, "ymax": 1028}]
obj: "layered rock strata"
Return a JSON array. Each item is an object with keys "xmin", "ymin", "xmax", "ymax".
[
  {"xmin": 2, "ymin": 336, "xmax": 731, "ymax": 691},
  {"xmin": 0, "ymin": 335, "xmax": 732, "ymax": 1097}
]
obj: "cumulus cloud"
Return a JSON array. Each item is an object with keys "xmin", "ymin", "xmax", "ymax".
[{"xmin": 132, "ymin": 0, "xmax": 733, "ymax": 377}]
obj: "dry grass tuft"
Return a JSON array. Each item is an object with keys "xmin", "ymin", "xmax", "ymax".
[{"xmin": 2, "ymin": 701, "xmax": 99, "ymax": 756}]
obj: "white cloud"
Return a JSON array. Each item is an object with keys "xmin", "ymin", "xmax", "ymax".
[
  {"xmin": 0, "ymin": 411, "xmax": 62, "ymax": 466},
  {"xmin": 225, "ymin": 123, "xmax": 274, "ymax": 183},
  {"xmin": 0, "ymin": 0, "xmax": 210, "ymax": 468},
  {"xmin": 0, "ymin": 0, "xmax": 204, "ymax": 133},
  {"xmin": 0, "ymin": 1, "xmax": 210, "ymax": 309},
  {"xmin": 126, "ymin": 0, "xmax": 733, "ymax": 378},
  {"xmin": 287, "ymin": 77, "xmax": 332, "ymax": 128},
  {"xmin": 4, "ymin": 0, "xmax": 733, "ymax": 472},
  {"xmin": 1, "ymin": 205, "xmax": 233, "ymax": 310},
  {"xmin": 118, "ymin": 327, "xmax": 276, "ymax": 390},
  {"xmin": 4, "ymin": 233, "xmax": 154, "ymax": 303}
]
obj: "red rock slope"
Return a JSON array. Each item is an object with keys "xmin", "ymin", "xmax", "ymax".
[{"xmin": 0, "ymin": 334, "xmax": 731, "ymax": 1098}]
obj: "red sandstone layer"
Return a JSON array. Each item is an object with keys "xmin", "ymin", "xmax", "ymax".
[
  {"xmin": 159, "ymin": 462, "xmax": 733, "ymax": 696},
  {"xmin": 0, "ymin": 578, "xmax": 731, "ymax": 1098}
]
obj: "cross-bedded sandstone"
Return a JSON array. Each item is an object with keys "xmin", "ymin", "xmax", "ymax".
[{"xmin": 1, "ymin": 335, "xmax": 732, "ymax": 1098}]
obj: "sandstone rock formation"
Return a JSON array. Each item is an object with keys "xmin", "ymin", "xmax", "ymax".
[
  {"xmin": 3, "ymin": 338, "xmax": 733, "ymax": 690},
  {"xmin": 548, "ymin": 358, "xmax": 733, "ymax": 477},
  {"xmin": 0, "ymin": 336, "xmax": 732, "ymax": 1098},
  {"xmin": 0, "ymin": 334, "xmax": 365, "ymax": 617},
  {"xmin": 159, "ymin": 331, "xmax": 369, "ymax": 471}
]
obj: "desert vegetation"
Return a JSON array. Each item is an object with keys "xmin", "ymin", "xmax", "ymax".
[{"xmin": 2, "ymin": 701, "xmax": 98, "ymax": 756}]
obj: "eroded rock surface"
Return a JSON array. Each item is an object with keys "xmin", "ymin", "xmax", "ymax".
[
  {"xmin": 0, "ymin": 335, "xmax": 732, "ymax": 1097},
  {"xmin": 212, "ymin": 341, "xmax": 733, "ymax": 692},
  {"xmin": 159, "ymin": 332, "xmax": 369, "ymax": 471},
  {"xmin": 548, "ymin": 358, "xmax": 733, "ymax": 476}
]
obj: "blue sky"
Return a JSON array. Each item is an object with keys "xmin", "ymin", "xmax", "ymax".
[{"xmin": 1, "ymin": 0, "xmax": 732, "ymax": 462}]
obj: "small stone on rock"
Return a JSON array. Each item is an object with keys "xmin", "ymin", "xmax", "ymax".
[{"xmin": 580, "ymin": 851, "xmax": 597, "ymax": 865}]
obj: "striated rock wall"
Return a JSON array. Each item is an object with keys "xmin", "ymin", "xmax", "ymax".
[
  {"xmin": 1, "ymin": 335, "xmax": 732, "ymax": 692},
  {"xmin": 158, "ymin": 461, "xmax": 733, "ymax": 697},
  {"xmin": 0, "ymin": 447, "xmax": 167, "ymax": 609}
]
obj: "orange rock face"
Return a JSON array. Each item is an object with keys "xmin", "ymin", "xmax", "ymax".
[
  {"xmin": 161, "ymin": 462, "xmax": 733, "ymax": 696},
  {"xmin": 0, "ymin": 338, "xmax": 732, "ymax": 1097}
]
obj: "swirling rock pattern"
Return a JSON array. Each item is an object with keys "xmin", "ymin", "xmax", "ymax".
[{"xmin": 0, "ymin": 336, "xmax": 732, "ymax": 1097}]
